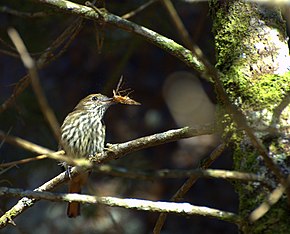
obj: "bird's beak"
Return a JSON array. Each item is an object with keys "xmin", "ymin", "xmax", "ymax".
[{"xmin": 101, "ymin": 97, "xmax": 115, "ymax": 104}]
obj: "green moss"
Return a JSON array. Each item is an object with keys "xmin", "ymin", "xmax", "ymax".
[
  {"xmin": 213, "ymin": 2, "xmax": 253, "ymax": 71},
  {"xmin": 212, "ymin": 1, "xmax": 290, "ymax": 111},
  {"xmin": 212, "ymin": 1, "xmax": 290, "ymax": 233},
  {"xmin": 224, "ymin": 71, "xmax": 290, "ymax": 110}
]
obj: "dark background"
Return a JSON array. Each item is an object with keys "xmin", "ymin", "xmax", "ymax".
[{"xmin": 0, "ymin": 1, "xmax": 240, "ymax": 233}]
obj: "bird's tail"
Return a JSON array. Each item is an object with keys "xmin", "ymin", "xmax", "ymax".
[{"xmin": 67, "ymin": 173, "xmax": 88, "ymax": 218}]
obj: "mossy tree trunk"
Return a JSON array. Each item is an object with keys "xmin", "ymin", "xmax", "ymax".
[{"xmin": 211, "ymin": 1, "xmax": 290, "ymax": 233}]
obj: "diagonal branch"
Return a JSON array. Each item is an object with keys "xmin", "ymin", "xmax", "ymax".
[
  {"xmin": 0, "ymin": 17, "xmax": 83, "ymax": 114},
  {"xmin": 38, "ymin": 0, "xmax": 206, "ymax": 75},
  {"xmin": 8, "ymin": 28, "xmax": 61, "ymax": 141},
  {"xmin": 0, "ymin": 125, "xmax": 214, "ymax": 228},
  {"xmin": 36, "ymin": 1, "xmax": 288, "ymax": 195},
  {"xmin": 154, "ymin": 142, "xmax": 226, "ymax": 233},
  {"xmin": 98, "ymin": 125, "xmax": 215, "ymax": 163}
]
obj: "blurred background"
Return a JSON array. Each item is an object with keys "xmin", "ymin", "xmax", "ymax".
[{"xmin": 0, "ymin": 1, "xmax": 240, "ymax": 233}]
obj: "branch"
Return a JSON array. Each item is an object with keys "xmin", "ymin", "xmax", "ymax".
[
  {"xmin": 94, "ymin": 124, "xmax": 214, "ymax": 162},
  {"xmin": 249, "ymin": 175, "xmax": 290, "ymax": 222},
  {"xmin": 0, "ymin": 125, "xmax": 214, "ymax": 227},
  {"xmin": 0, "ymin": 129, "xmax": 77, "ymax": 166},
  {"xmin": 0, "ymin": 171, "xmax": 69, "ymax": 228},
  {"xmin": 121, "ymin": 0, "xmax": 157, "ymax": 19},
  {"xmin": 0, "ymin": 125, "xmax": 214, "ymax": 168},
  {"xmin": 154, "ymin": 142, "xmax": 226, "ymax": 233},
  {"xmin": 161, "ymin": 0, "xmax": 193, "ymax": 49},
  {"xmin": 271, "ymin": 91, "xmax": 290, "ymax": 127},
  {"xmin": 0, "ymin": 6, "xmax": 49, "ymax": 18},
  {"xmin": 36, "ymin": 2, "xmax": 288, "ymax": 194},
  {"xmin": 0, "ymin": 17, "xmax": 83, "ymax": 113},
  {"xmin": 38, "ymin": 0, "xmax": 206, "ymax": 75},
  {"xmin": 8, "ymin": 28, "xmax": 61, "ymax": 140},
  {"xmin": 94, "ymin": 165, "xmax": 268, "ymax": 184},
  {"xmin": 0, "ymin": 187, "xmax": 241, "ymax": 224}
]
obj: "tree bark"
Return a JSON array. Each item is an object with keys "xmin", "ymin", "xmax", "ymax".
[{"xmin": 211, "ymin": 1, "xmax": 290, "ymax": 233}]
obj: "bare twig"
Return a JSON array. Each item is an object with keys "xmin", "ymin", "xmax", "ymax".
[
  {"xmin": 47, "ymin": 17, "xmax": 83, "ymax": 63},
  {"xmin": 0, "ymin": 130, "xmax": 81, "ymax": 167},
  {"xmin": 98, "ymin": 125, "xmax": 214, "ymax": 162},
  {"xmin": 0, "ymin": 18, "xmax": 83, "ymax": 114},
  {"xmin": 35, "ymin": 4, "xmax": 287, "ymax": 196},
  {"xmin": 122, "ymin": 0, "xmax": 157, "ymax": 19},
  {"xmin": 38, "ymin": 0, "xmax": 206, "ymax": 74},
  {"xmin": 0, "ymin": 125, "xmax": 214, "ymax": 168},
  {"xmin": 0, "ymin": 125, "xmax": 214, "ymax": 227},
  {"xmin": 0, "ymin": 186, "xmax": 241, "ymax": 224},
  {"xmin": 161, "ymin": 0, "xmax": 193, "ymax": 49},
  {"xmin": 249, "ymin": 184, "xmax": 285, "ymax": 222},
  {"xmin": 0, "ymin": 155, "xmax": 48, "ymax": 168},
  {"xmin": 153, "ymin": 143, "xmax": 226, "ymax": 233},
  {"xmin": 95, "ymin": 165, "xmax": 267, "ymax": 184},
  {"xmin": 0, "ymin": 166, "xmax": 14, "ymax": 176},
  {"xmin": 249, "ymin": 175, "xmax": 290, "ymax": 222},
  {"xmin": 0, "ymin": 129, "xmax": 53, "ymax": 155},
  {"xmin": 0, "ymin": 48, "xmax": 19, "ymax": 58},
  {"xmin": 271, "ymin": 91, "xmax": 290, "ymax": 126},
  {"xmin": 0, "ymin": 6, "xmax": 49, "ymax": 18},
  {"xmin": 0, "ymin": 170, "xmax": 69, "ymax": 228},
  {"xmin": 8, "ymin": 28, "xmax": 61, "ymax": 140}
]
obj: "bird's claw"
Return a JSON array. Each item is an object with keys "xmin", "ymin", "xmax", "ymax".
[{"xmin": 104, "ymin": 143, "xmax": 115, "ymax": 152}]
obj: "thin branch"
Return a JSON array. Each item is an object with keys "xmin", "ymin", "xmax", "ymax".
[
  {"xmin": 161, "ymin": 0, "xmax": 194, "ymax": 49},
  {"xmin": 35, "ymin": 3, "xmax": 288, "ymax": 197},
  {"xmin": 271, "ymin": 91, "xmax": 290, "ymax": 126},
  {"xmin": 0, "ymin": 18, "xmax": 83, "ymax": 114},
  {"xmin": 96, "ymin": 125, "xmax": 215, "ymax": 162},
  {"xmin": 153, "ymin": 142, "xmax": 225, "ymax": 233},
  {"xmin": 0, "ymin": 170, "xmax": 69, "ymax": 228},
  {"xmin": 8, "ymin": 29, "xmax": 60, "ymax": 141},
  {"xmin": 0, "ymin": 125, "xmax": 214, "ymax": 227},
  {"xmin": 0, "ymin": 130, "xmax": 53, "ymax": 155},
  {"xmin": 1, "ymin": 133, "xmax": 266, "ymax": 182},
  {"xmin": 249, "ymin": 175, "xmax": 290, "ymax": 222},
  {"xmin": 0, "ymin": 125, "xmax": 214, "ymax": 168},
  {"xmin": 38, "ymin": 0, "xmax": 206, "ymax": 75},
  {"xmin": 0, "ymin": 6, "xmax": 49, "ymax": 18},
  {"xmin": 0, "ymin": 35, "xmax": 19, "ymax": 52},
  {"xmin": 0, "ymin": 187, "xmax": 241, "ymax": 224},
  {"xmin": 0, "ymin": 48, "xmax": 19, "ymax": 58},
  {"xmin": 95, "ymin": 165, "xmax": 268, "ymax": 184},
  {"xmin": 0, "ymin": 166, "xmax": 14, "ymax": 176},
  {"xmin": 0, "ymin": 130, "xmax": 82, "ymax": 167},
  {"xmin": 122, "ymin": 0, "xmax": 157, "ymax": 19},
  {"xmin": 249, "ymin": 183, "xmax": 285, "ymax": 222},
  {"xmin": 0, "ymin": 155, "xmax": 48, "ymax": 168}
]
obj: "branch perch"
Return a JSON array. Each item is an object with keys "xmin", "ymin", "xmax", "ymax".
[
  {"xmin": 0, "ymin": 187, "xmax": 241, "ymax": 224},
  {"xmin": 0, "ymin": 125, "xmax": 214, "ymax": 228}
]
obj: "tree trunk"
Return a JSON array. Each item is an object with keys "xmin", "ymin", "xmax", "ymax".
[{"xmin": 211, "ymin": 1, "xmax": 290, "ymax": 233}]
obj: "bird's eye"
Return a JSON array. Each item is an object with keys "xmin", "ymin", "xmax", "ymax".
[{"xmin": 92, "ymin": 96, "xmax": 98, "ymax": 101}]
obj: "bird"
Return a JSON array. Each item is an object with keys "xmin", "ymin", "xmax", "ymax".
[{"xmin": 60, "ymin": 93, "xmax": 115, "ymax": 218}]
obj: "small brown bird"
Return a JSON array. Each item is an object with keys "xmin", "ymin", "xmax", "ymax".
[{"xmin": 60, "ymin": 93, "xmax": 115, "ymax": 218}]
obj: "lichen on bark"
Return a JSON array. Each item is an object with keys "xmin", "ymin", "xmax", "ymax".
[{"xmin": 211, "ymin": 1, "xmax": 290, "ymax": 232}]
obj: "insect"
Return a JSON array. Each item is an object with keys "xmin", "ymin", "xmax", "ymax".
[{"xmin": 112, "ymin": 77, "xmax": 141, "ymax": 105}]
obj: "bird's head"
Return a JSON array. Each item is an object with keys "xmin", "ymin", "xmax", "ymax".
[{"xmin": 75, "ymin": 94, "xmax": 114, "ymax": 113}]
